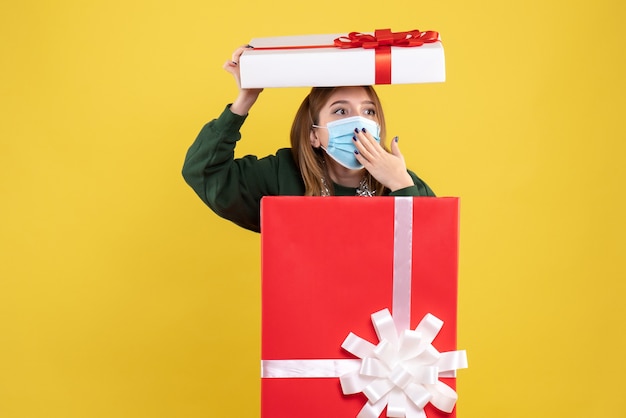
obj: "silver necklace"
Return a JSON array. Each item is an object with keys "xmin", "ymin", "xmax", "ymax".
[
  {"xmin": 319, "ymin": 157, "xmax": 375, "ymax": 197},
  {"xmin": 320, "ymin": 176, "xmax": 375, "ymax": 197}
]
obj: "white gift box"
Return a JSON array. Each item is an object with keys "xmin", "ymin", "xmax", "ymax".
[{"xmin": 239, "ymin": 29, "xmax": 446, "ymax": 88}]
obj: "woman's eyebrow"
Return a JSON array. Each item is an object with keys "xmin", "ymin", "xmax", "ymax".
[{"xmin": 329, "ymin": 100, "xmax": 376, "ymax": 107}]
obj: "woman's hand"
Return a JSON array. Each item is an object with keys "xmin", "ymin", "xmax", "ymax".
[
  {"xmin": 223, "ymin": 45, "xmax": 263, "ymax": 116},
  {"xmin": 353, "ymin": 131, "xmax": 415, "ymax": 192}
]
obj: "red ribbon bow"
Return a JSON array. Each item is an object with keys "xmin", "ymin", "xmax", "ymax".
[
  {"xmin": 333, "ymin": 29, "xmax": 439, "ymax": 49},
  {"xmin": 333, "ymin": 29, "xmax": 440, "ymax": 84}
]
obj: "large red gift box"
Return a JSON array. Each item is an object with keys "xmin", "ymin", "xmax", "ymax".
[{"xmin": 260, "ymin": 197, "xmax": 466, "ymax": 418}]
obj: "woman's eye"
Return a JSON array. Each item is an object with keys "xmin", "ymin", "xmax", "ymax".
[
  {"xmin": 364, "ymin": 109, "xmax": 376, "ymax": 116},
  {"xmin": 333, "ymin": 108, "xmax": 347, "ymax": 115}
]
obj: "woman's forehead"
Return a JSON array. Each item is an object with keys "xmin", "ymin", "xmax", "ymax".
[{"xmin": 324, "ymin": 87, "xmax": 373, "ymax": 105}]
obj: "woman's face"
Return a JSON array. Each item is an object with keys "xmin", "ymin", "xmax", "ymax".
[{"xmin": 310, "ymin": 86, "xmax": 378, "ymax": 149}]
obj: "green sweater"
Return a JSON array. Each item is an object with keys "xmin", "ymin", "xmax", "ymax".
[{"xmin": 182, "ymin": 105, "xmax": 436, "ymax": 232}]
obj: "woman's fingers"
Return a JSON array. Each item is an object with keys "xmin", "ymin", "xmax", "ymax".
[
  {"xmin": 223, "ymin": 45, "xmax": 258, "ymax": 90},
  {"xmin": 352, "ymin": 128, "xmax": 381, "ymax": 160},
  {"xmin": 389, "ymin": 136, "xmax": 404, "ymax": 160},
  {"xmin": 353, "ymin": 131, "xmax": 413, "ymax": 191},
  {"xmin": 231, "ymin": 46, "xmax": 247, "ymax": 64},
  {"xmin": 230, "ymin": 44, "xmax": 253, "ymax": 65}
]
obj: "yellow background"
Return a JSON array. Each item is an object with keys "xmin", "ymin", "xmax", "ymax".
[{"xmin": 1, "ymin": 0, "xmax": 625, "ymax": 417}]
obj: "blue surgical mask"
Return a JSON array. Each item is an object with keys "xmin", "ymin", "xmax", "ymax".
[{"xmin": 313, "ymin": 116, "xmax": 381, "ymax": 170}]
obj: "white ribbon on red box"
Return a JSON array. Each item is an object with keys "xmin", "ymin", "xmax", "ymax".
[{"xmin": 261, "ymin": 197, "xmax": 468, "ymax": 418}]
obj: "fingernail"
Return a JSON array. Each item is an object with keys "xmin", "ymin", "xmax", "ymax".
[
  {"xmin": 232, "ymin": 61, "xmax": 238, "ymax": 66},
  {"xmin": 354, "ymin": 128, "xmax": 359, "ymax": 134},
  {"xmin": 245, "ymin": 44, "xmax": 254, "ymax": 48},
  {"xmin": 394, "ymin": 136, "xmax": 399, "ymax": 142},
  {"xmin": 354, "ymin": 150, "xmax": 359, "ymax": 154},
  {"xmin": 362, "ymin": 128, "xmax": 367, "ymax": 133},
  {"xmin": 352, "ymin": 136, "xmax": 357, "ymax": 141}
]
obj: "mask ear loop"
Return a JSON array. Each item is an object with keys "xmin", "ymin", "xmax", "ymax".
[
  {"xmin": 308, "ymin": 99, "xmax": 325, "ymax": 147},
  {"xmin": 308, "ymin": 100, "xmax": 321, "ymax": 130}
]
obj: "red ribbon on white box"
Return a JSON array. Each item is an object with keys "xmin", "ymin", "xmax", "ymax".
[
  {"xmin": 261, "ymin": 197, "xmax": 468, "ymax": 418},
  {"xmin": 251, "ymin": 29, "xmax": 440, "ymax": 85}
]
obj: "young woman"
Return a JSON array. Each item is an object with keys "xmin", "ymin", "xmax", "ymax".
[{"xmin": 182, "ymin": 46, "xmax": 435, "ymax": 232}]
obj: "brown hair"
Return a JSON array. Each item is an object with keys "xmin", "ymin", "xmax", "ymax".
[{"xmin": 289, "ymin": 86, "xmax": 388, "ymax": 196}]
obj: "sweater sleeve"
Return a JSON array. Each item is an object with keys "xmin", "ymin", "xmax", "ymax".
[
  {"xmin": 181, "ymin": 105, "xmax": 280, "ymax": 232},
  {"xmin": 388, "ymin": 170, "xmax": 436, "ymax": 197}
]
